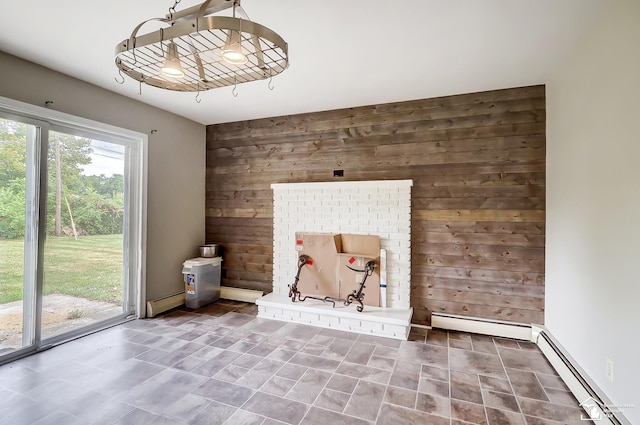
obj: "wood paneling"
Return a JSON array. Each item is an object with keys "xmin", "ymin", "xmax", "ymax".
[{"xmin": 206, "ymin": 85, "xmax": 545, "ymax": 325}]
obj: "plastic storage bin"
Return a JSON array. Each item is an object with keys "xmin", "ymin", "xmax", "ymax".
[{"xmin": 182, "ymin": 257, "xmax": 222, "ymax": 309}]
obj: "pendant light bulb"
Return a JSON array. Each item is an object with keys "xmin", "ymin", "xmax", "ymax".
[
  {"xmin": 161, "ymin": 42, "xmax": 185, "ymax": 77},
  {"xmin": 221, "ymin": 30, "xmax": 248, "ymax": 65}
]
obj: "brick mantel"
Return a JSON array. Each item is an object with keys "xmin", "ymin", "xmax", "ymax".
[
  {"xmin": 259, "ymin": 180, "xmax": 413, "ymax": 339},
  {"xmin": 271, "ymin": 180, "xmax": 412, "ymax": 309}
]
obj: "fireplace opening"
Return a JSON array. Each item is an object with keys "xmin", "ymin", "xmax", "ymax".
[{"xmin": 257, "ymin": 180, "xmax": 413, "ymax": 340}]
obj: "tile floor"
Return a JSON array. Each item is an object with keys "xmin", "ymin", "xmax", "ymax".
[{"xmin": 0, "ymin": 301, "xmax": 592, "ymax": 425}]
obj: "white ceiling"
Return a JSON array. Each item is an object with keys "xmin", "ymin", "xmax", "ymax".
[{"xmin": 0, "ymin": 0, "xmax": 605, "ymax": 125}]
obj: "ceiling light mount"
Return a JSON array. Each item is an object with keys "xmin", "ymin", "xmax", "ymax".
[{"xmin": 115, "ymin": 0, "xmax": 288, "ymax": 92}]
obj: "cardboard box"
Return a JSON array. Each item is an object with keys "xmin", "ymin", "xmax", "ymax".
[
  {"xmin": 294, "ymin": 232, "xmax": 380, "ymax": 307},
  {"xmin": 337, "ymin": 234, "xmax": 380, "ymax": 307},
  {"xmin": 295, "ymin": 232, "xmax": 341, "ymax": 297}
]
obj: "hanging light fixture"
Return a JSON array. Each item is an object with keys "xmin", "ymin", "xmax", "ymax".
[
  {"xmin": 160, "ymin": 42, "xmax": 185, "ymax": 77},
  {"xmin": 221, "ymin": 2, "xmax": 248, "ymax": 65},
  {"xmin": 115, "ymin": 0, "xmax": 288, "ymax": 92}
]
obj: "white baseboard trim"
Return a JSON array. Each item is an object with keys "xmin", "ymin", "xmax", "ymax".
[
  {"xmin": 431, "ymin": 313, "xmax": 532, "ymax": 340},
  {"xmin": 533, "ymin": 327, "xmax": 629, "ymax": 425}
]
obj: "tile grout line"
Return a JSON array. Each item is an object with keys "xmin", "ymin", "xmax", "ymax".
[
  {"xmin": 215, "ymin": 319, "xmax": 310, "ymax": 425},
  {"xmin": 371, "ymin": 341, "xmax": 397, "ymax": 425},
  {"xmin": 447, "ymin": 330, "xmax": 453, "ymax": 425},
  {"xmin": 478, "ymin": 338, "xmax": 492, "ymax": 425},
  {"xmin": 494, "ymin": 336, "xmax": 527, "ymax": 424},
  {"xmin": 177, "ymin": 310, "xmax": 266, "ymax": 422},
  {"xmin": 333, "ymin": 334, "xmax": 368, "ymax": 422},
  {"xmin": 285, "ymin": 333, "xmax": 332, "ymax": 424}
]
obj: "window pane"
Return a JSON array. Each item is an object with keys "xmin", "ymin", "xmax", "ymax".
[
  {"xmin": 0, "ymin": 118, "xmax": 35, "ymax": 354},
  {"xmin": 41, "ymin": 131, "xmax": 126, "ymax": 340}
]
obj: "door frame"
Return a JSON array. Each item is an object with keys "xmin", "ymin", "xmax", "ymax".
[{"xmin": 0, "ymin": 96, "xmax": 147, "ymax": 365}]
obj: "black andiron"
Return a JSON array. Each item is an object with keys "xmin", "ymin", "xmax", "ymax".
[
  {"xmin": 289, "ymin": 254, "xmax": 376, "ymax": 312},
  {"xmin": 288, "ymin": 255, "xmax": 338, "ymax": 307},
  {"xmin": 343, "ymin": 260, "xmax": 376, "ymax": 312}
]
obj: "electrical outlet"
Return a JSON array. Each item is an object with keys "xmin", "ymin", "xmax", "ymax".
[{"xmin": 606, "ymin": 357, "xmax": 614, "ymax": 382}]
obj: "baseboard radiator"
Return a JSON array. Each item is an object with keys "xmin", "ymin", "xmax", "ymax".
[
  {"xmin": 431, "ymin": 312, "xmax": 532, "ymax": 341},
  {"xmin": 221, "ymin": 287, "xmax": 263, "ymax": 303},
  {"xmin": 146, "ymin": 292, "xmax": 185, "ymax": 318},
  {"xmin": 533, "ymin": 327, "xmax": 628, "ymax": 425},
  {"xmin": 146, "ymin": 287, "xmax": 264, "ymax": 318}
]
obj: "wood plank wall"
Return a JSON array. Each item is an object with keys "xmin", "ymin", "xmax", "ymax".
[{"xmin": 205, "ymin": 85, "xmax": 545, "ymax": 325}]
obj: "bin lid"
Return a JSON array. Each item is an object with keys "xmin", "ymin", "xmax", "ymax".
[{"xmin": 183, "ymin": 257, "xmax": 222, "ymax": 267}]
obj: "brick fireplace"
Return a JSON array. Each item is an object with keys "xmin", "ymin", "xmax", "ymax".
[{"xmin": 256, "ymin": 180, "xmax": 413, "ymax": 339}]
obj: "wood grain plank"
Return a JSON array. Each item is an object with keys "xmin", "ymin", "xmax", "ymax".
[
  {"xmin": 374, "ymin": 86, "xmax": 545, "ymax": 114},
  {"xmin": 206, "ymin": 217, "xmax": 273, "ymax": 227},
  {"xmin": 206, "ymin": 190, "xmax": 273, "ymax": 201},
  {"xmin": 221, "ymin": 260, "xmax": 273, "ymax": 273},
  {"xmin": 411, "ymin": 276, "xmax": 545, "ymax": 298},
  {"xmin": 223, "ymin": 252, "xmax": 272, "ymax": 265},
  {"xmin": 411, "ymin": 298, "xmax": 543, "ymax": 324},
  {"xmin": 412, "ymin": 287, "xmax": 544, "ymax": 310},
  {"xmin": 221, "ymin": 243, "xmax": 273, "ymax": 255},
  {"xmin": 206, "ymin": 225, "xmax": 272, "ymax": 237},
  {"xmin": 412, "ymin": 232, "xmax": 545, "ymax": 248},
  {"xmin": 411, "ymin": 254, "xmax": 544, "ymax": 273},
  {"xmin": 413, "ymin": 185, "xmax": 545, "ymax": 199},
  {"xmin": 412, "ymin": 198, "xmax": 545, "ymax": 210},
  {"xmin": 224, "ymin": 270, "xmax": 272, "ymax": 283},
  {"xmin": 375, "ymin": 134, "xmax": 545, "ymax": 157},
  {"xmin": 412, "ymin": 242, "xmax": 544, "ymax": 260},
  {"xmin": 206, "ymin": 232, "xmax": 272, "ymax": 245},
  {"xmin": 206, "ymin": 198, "xmax": 273, "ymax": 209},
  {"xmin": 412, "ymin": 264, "xmax": 545, "ymax": 285},
  {"xmin": 412, "ymin": 221, "xmax": 545, "ymax": 235},
  {"xmin": 222, "ymin": 278, "xmax": 271, "ymax": 293},
  {"xmin": 205, "ymin": 208, "xmax": 273, "ymax": 219},
  {"xmin": 413, "ymin": 209, "xmax": 545, "ymax": 222}
]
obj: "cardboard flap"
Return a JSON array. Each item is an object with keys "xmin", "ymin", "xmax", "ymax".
[
  {"xmin": 340, "ymin": 234, "xmax": 380, "ymax": 256},
  {"xmin": 296, "ymin": 232, "xmax": 342, "ymax": 254}
]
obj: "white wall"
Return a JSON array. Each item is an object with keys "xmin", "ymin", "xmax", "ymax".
[
  {"xmin": 0, "ymin": 51, "xmax": 205, "ymax": 303},
  {"xmin": 546, "ymin": 0, "xmax": 640, "ymax": 422}
]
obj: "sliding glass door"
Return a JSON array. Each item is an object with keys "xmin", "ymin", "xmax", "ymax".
[
  {"xmin": 0, "ymin": 117, "xmax": 40, "ymax": 356},
  {"xmin": 41, "ymin": 131, "xmax": 129, "ymax": 341},
  {"xmin": 0, "ymin": 102, "xmax": 144, "ymax": 363}
]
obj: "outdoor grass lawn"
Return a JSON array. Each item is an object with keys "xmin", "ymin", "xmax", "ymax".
[{"xmin": 0, "ymin": 234, "xmax": 123, "ymax": 305}]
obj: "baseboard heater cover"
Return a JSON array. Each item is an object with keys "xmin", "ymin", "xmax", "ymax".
[
  {"xmin": 534, "ymin": 327, "xmax": 628, "ymax": 425},
  {"xmin": 146, "ymin": 287, "xmax": 264, "ymax": 318},
  {"xmin": 220, "ymin": 287, "xmax": 263, "ymax": 303},
  {"xmin": 146, "ymin": 292, "xmax": 185, "ymax": 318},
  {"xmin": 431, "ymin": 312, "xmax": 532, "ymax": 340}
]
